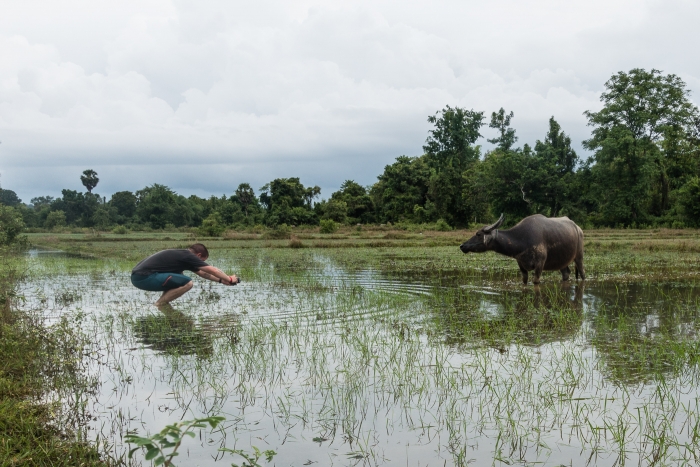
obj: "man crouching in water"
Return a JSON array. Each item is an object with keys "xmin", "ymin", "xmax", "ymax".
[{"xmin": 131, "ymin": 243, "xmax": 239, "ymax": 307}]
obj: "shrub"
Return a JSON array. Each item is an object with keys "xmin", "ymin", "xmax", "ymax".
[
  {"xmin": 44, "ymin": 210, "xmax": 67, "ymax": 230},
  {"xmin": 263, "ymin": 223, "xmax": 292, "ymax": 239},
  {"xmin": 319, "ymin": 219, "xmax": 338, "ymax": 234},
  {"xmin": 288, "ymin": 235, "xmax": 304, "ymax": 248},
  {"xmin": 678, "ymin": 177, "xmax": 700, "ymax": 227},
  {"xmin": 112, "ymin": 225, "xmax": 128, "ymax": 235},
  {"xmin": 322, "ymin": 199, "xmax": 348, "ymax": 223},
  {"xmin": 435, "ymin": 218, "xmax": 452, "ymax": 231},
  {"xmin": 0, "ymin": 205, "xmax": 26, "ymax": 246},
  {"xmin": 198, "ymin": 213, "xmax": 225, "ymax": 237}
]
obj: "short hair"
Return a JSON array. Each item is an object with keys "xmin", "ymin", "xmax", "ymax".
[{"xmin": 188, "ymin": 243, "xmax": 209, "ymax": 258}]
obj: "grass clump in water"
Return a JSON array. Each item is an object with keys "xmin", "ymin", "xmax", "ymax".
[
  {"xmin": 288, "ymin": 235, "xmax": 304, "ymax": 248},
  {"xmin": 0, "ymin": 252, "xmax": 106, "ymax": 466}
]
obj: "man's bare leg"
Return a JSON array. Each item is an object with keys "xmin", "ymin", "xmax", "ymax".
[{"xmin": 155, "ymin": 281, "xmax": 193, "ymax": 307}]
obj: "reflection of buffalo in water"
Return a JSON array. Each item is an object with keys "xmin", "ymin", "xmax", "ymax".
[
  {"xmin": 437, "ymin": 282, "xmax": 585, "ymax": 348},
  {"xmin": 460, "ymin": 214, "xmax": 585, "ymax": 285},
  {"xmin": 586, "ymin": 281, "xmax": 700, "ymax": 384},
  {"xmin": 438, "ymin": 279, "xmax": 700, "ymax": 384},
  {"xmin": 132, "ymin": 306, "xmax": 213, "ymax": 356}
]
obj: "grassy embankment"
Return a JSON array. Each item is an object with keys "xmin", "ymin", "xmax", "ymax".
[{"xmin": 0, "ymin": 250, "xmax": 106, "ymax": 466}]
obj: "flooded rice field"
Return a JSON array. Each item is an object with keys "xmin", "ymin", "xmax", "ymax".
[{"xmin": 17, "ymin": 246, "xmax": 700, "ymax": 466}]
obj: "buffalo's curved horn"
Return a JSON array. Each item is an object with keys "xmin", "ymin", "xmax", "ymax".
[{"xmin": 483, "ymin": 213, "xmax": 505, "ymax": 233}]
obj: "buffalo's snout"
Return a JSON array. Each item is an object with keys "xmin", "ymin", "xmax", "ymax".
[{"xmin": 459, "ymin": 243, "xmax": 469, "ymax": 253}]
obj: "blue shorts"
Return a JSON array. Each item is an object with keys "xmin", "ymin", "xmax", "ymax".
[{"xmin": 131, "ymin": 273, "xmax": 192, "ymax": 292}]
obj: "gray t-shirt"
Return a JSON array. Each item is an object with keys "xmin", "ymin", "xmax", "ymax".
[{"xmin": 132, "ymin": 249, "xmax": 209, "ymax": 276}]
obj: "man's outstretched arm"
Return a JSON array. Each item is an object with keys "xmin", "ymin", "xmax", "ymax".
[{"xmin": 195, "ymin": 266, "xmax": 238, "ymax": 284}]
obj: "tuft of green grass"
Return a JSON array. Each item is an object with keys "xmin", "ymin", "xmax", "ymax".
[
  {"xmin": 0, "ymin": 252, "xmax": 108, "ymax": 466},
  {"xmin": 288, "ymin": 235, "xmax": 304, "ymax": 248}
]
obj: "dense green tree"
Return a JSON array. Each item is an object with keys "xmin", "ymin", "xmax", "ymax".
[
  {"xmin": 235, "ymin": 183, "xmax": 256, "ymax": 218},
  {"xmin": 529, "ymin": 118, "xmax": 581, "ymax": 217},
  {"xmin": 328, "ymin": 180, "xmax": 374, "ymax": 224},
  {"xmin": 51, "ymin": 190, "xmax": 101, "ymax": 226},
  {"xmin": 479, "ymin": 112, "xmax": 535, "ymax": 223},
  {"xmin": 92, "ymin": 205, "xmax": 118, "ymax": 229},
  {"xmin": 0, "ymin": 189, "xmax": 22, "ymax": 207},
  {"xmin": 183, "ymin": 195, "xmax": 210, "ymax": 226},
  {"xmin": 136, "ymin": 184, "xmax": 179, "ymax": 229},
  {"xmin": 80, "ymin": 169, "xmax": 99, "ymax": 193},
  {"xmin": 584, "ymin": 68, "xmax": 700, "ymax": 225},
  {"xmin": 424, "ymin": 106, "xmax": 484, "ymax": 171},
  {"xmin": 0, "ymin": 205, "xmax": 25, "ymax": 245},
  {"xmin": 370, "ymin": 156, "xmax": 432, "ymax": 223},
  {"xmin": 15, "ymin": 204, "xmax": 41, "ymax": 228},
  {"xmin": 214, "ymin": 183, "xmax": 263, "ymax": 226},
  {"xmin": 678, "ymin": 176, "xmax": 700, "ymax": 226},
  {"xmin": 109, "ymin": 191, "xmax": 137, "ymax": 221},
  {"xmin": 49, "ymin": 191, "xmax": 75, "ymax": 224},
  {"xmin": 193, "ymin": 194, "xmax": 246, "ymax": 228},
  {"xmin": 423, "ymin": 106, "xmax": 485, "ymax": 226},
  {"xmin": 461, "ymin": 163, "xmax": 491, "ymax": 226},
  {"xmin": 488, "ymin": 108, "xmax": 518, "ymax": 151},
  {"xmin": 44, "ymin": 210, "xmax": 67, "ymax": 230},
  {"xmin": 481, "ymin": 145, "xmax": 534, "ymax": 223},
  {"xmin": 259, "ymin": 178, "xmax": 320, "ymax": 226},
  {"xmin": 170, "ymin": 196, "xmax": 196, "ymax": 227},
  {"xmin": 199, "ymin": 212, "xmax": 225, "ymax": 236},
  {"xmin": 216, "ymin": 198, "xmax": 243, "ymax": 226},
  {"xmin": 318, "ymin": 199, "xmax": 348, "ymax": 223},
  {"xmin": 30, "ymin": 196, "xmax": 54, "ymax": 209},
  {"xmin": 82, "ymin": 193, "xmax": 104, "ymax": 226}
]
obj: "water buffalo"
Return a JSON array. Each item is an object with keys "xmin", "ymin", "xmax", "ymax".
[{"xmin": 460, "ymin": 214, "xmax": 585, "ymax": 284}]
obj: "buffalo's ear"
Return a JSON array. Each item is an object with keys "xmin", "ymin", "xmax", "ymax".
[{"xmin": 483, "ymin": 213, "xmax": 504, "ymax": 233}]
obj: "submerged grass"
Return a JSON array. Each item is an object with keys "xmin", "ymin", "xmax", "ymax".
[{"xmin": 0, "ymin": 250, "xmax": 108, "ymax": 466}]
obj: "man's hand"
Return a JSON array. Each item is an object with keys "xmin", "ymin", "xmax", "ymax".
[{"xmin": 199, "ymin": 266, "xmax": 239, "ymax": 285}]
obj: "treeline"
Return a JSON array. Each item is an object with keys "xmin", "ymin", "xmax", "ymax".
[{"xmin": 2, "ymin": 68, "xmax": 700, "ymax": 235}]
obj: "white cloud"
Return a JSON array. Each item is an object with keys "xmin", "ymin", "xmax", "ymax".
[{"xmin": 0, "ymin": 0, "xmax": 698, "ymax": 202}]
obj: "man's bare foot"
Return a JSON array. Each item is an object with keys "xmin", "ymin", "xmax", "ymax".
[
  {"xmin": 155, "ymin": 302, "xmax": 176, "ymax": 313},
  {"xmin": 154, "ymin": 282, "xmax": 194, "ymax": 307}
]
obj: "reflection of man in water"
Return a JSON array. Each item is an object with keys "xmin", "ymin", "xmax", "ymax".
[{"xmin": 131, "ymin": 243, "xmax": 238, "ymax": 307}]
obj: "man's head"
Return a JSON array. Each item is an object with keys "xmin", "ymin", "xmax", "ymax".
[{"xmin": 188, "ymin": 243, "xmax": 209, "ymax": 261}]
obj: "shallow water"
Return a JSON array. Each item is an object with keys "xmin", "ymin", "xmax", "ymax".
[{"xmin": 18, "ymin": 249, "xmax": 700, "ymax": 466}]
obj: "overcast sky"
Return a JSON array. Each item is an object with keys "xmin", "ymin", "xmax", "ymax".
[{"xmin": 1, "ymin": 0, "xmax": 698, "ymax": 203}]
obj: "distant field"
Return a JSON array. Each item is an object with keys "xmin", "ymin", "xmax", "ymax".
[{"xmin": 28, "ymin": 227, "xmax": 700, "ymax": 282}]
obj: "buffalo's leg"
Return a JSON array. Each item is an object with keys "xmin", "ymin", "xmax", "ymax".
[
  {"xmin": 533, "ymin": 265, "xmax": 543, "ymax": 285},
  {"xmin": 560, "ymin": 265, "xmax": 571, "ymax": 281},
  {"xmin": 575, "ymin": 257, "xmax": 586, "ymax": 280},
  {"xmin": 517, "ymin": 263, "xmax": 528, "ymax": 285},
  {"xmin": 574, "ymin": 282, "xmax": 585, "ymax": 303}
]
